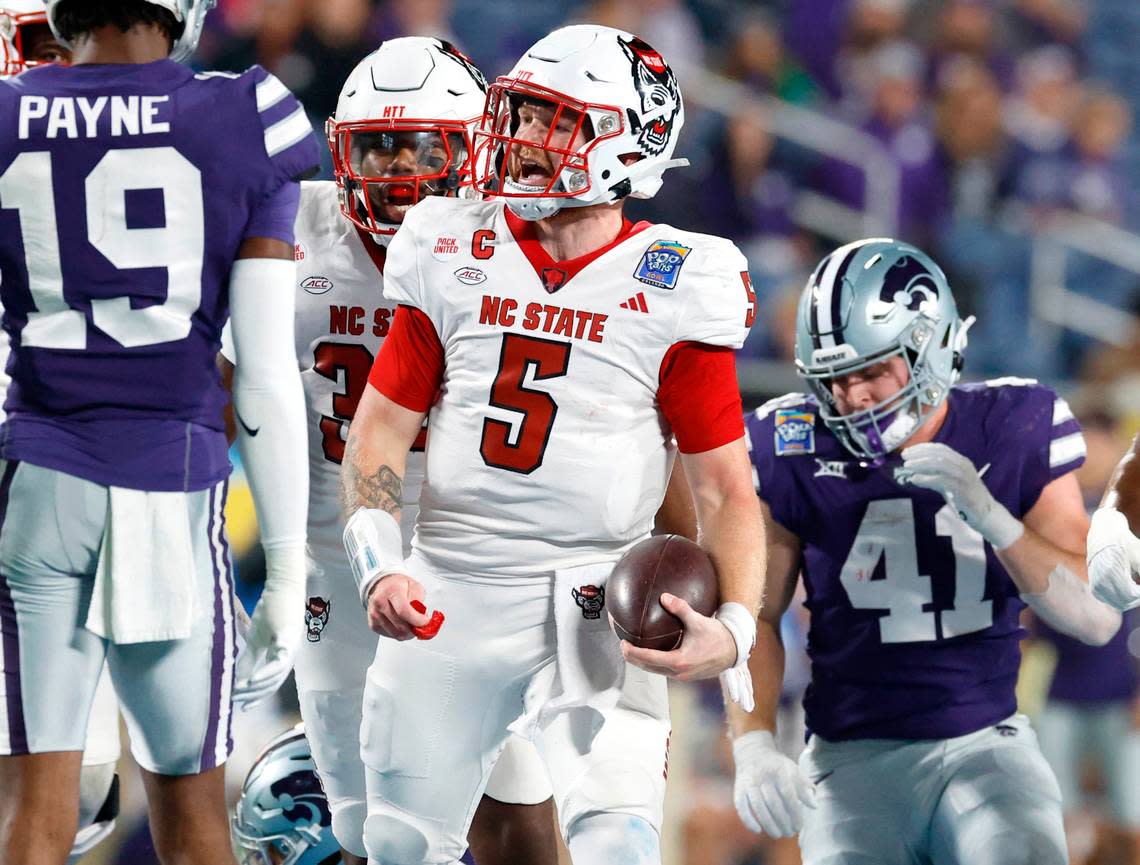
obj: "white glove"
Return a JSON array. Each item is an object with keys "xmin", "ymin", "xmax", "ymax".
[
  {"xmin": 233, "ymin": 546, "xmax": 307, "ymax": 707},
  {"xmin": 715, "ymin": 602, "xmax": 756, "ymax": 712},
  {"xmin": 1087, "ymin": 507, "xmax": 1140, "ymax": 611},
  {"xmin": 732, "ymin": 730, "xmax": 816, "ymax": 837},
  {"xmin": 899, "ymin": 442, "xmax": 1024, "ymax": 549}
]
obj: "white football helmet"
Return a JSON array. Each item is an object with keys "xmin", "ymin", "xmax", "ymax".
[
  {"xmin": 471, "ymin": 24, "xmax": 688, "ymax": 221},
  {"xmin": 327, "ymin": 36, "xmax": 488, "ymax": 237},
  {"xmin": 0, "ymin": 0, "xmax": 48, "ymax": 73},
  {"xmin": 45, "ymin": 0, "xmax": 215, "ymax": 63}
]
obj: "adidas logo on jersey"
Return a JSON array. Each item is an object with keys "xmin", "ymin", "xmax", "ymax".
[{"xmin": 620, "ymin": 292, "xmax": 649, "ymax": 313}]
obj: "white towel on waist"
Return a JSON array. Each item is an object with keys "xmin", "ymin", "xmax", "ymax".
[
  {"xmin": 511, "ymin": 561, "xmax": 625, "ymax": 739},
  {"xmin": 85, "ymin": 486, "xmax": 198, "ymax": 643}
]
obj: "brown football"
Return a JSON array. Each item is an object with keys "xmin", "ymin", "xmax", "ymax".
[{"xmin": 607, "ymin": 534, "xmax": 719, "ymax": 651}]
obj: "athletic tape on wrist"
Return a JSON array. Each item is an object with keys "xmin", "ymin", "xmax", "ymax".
[
  {"xmin": 731, "ymin": 729, "xmax": 777, "ymax": 761},
  {"xmin": 715, "ymin": 601, "xmax": 757, "ymax": 668},
  {"xmin": 343, "ymin": 508, "xmax": 405, "ymax": 606},
  {"xmin": 981, "ymin": 503, "xmax": 1024, "ymax": 551}
]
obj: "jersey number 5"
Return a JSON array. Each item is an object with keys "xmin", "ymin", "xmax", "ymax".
[
  {"xmin": 480, "ymin": 333, "xmax": 571, "ymax": 474},
  {"xmin": 840, "ymin": 498, "xmax": 993, "ymax": 643}
]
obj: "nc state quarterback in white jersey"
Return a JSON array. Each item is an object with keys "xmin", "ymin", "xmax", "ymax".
[
  {"xmin": 342, "ymin": 25, "xmax": 766, "ymax": 865},
  {"xmin": 222, "ymin": 37, "xmax": 560, "ymax": 865}
]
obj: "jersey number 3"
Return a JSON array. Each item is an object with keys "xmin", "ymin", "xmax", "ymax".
[
  {"xmin": 480, "ymin": 333, "xmax": 571, "ymax": 474},
  {"xmin": 840, "ymin": 498, "xmax": 993, "ymax": 643},
  {"xmin": 314, "ymin": 341, "xmax": 426, "ymax": 463}
]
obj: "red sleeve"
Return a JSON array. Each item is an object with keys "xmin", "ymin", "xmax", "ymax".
[
  {"xmin": 657, "ymin": 342, "xmax": 744, "ymax": 454},
  {"xmin": 367, "ymin": 305, "xmax": 445, "ymax": 412}
]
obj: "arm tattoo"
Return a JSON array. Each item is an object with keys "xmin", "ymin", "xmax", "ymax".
[{"xmin": 341, "ymin": 434, "xmax": 403, "ymax": 519}]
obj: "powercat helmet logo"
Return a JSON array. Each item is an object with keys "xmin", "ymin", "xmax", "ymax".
[
  {"xmin": 879, "ymin": 256, "xmax": 940, "ymax": 313},
  {"xmin": 617, "ymin": 35, "xmax": 681, "ymax": 157}
]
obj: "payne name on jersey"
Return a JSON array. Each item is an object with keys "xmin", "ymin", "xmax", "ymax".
[{"xmin": 18, "ymin": 95, "xmax": 173, "ymax": 140}]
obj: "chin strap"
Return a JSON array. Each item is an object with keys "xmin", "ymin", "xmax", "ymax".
[
  {"xmin": 503, "ymin": 155, "xmax": 693, "ymax": 220},
  {"xmin": 626, "ymin": 157, "xmax": 690, "ymax": 189}
]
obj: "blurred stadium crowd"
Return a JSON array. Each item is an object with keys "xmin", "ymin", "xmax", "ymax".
[
  {"xmin": 195, "ymin": 0, "xmax": 1140, "ymax": 392},
  {"xmin": 81, "ymin": 2, "xmax": 1140, "ymax": 865}
]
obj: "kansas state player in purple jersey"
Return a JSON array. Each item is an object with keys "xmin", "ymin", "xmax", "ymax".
[
  {"xmin": 727, "ymin": 239, "xmax": 1122, "ymax": 865},
  {"xmin": 0, "ymin": 2, "xmax": 320, "ymax": 864}
]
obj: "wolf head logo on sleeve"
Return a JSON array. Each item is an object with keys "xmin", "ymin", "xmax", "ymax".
[
  {"xmin": 304, "ymin": 596, "xmax": 330, "ymax": 642},
  {"xmin": 572, "ymin": 585, "xmax": 606, "ymax": 620}
]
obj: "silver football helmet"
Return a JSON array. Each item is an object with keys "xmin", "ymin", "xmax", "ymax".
[
  {"xmin": 794, "ymin": 239, "xmax": 973, "ymax": 460},
  {"xmin": 231, "ymin": 725, "xmax": 339, "ymax": 865},
  {"xmin": 45, "ymin": 0, "xmax": 215, "ymax": 63}
]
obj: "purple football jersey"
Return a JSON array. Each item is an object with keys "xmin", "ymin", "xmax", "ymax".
[
  {"xmin": 0, "ymin": 60, "xmax": 319, "ymax": 490},
  {"xmin": 747, "ymin": 380, "xmax": 1086, "ymax": 740},
  {"xmin": 1037, "ymin": 611, "xmax": 1138, "ymax": 704}
]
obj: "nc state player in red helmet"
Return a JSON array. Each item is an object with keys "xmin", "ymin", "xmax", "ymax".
[{"xmin": 341, "ymin": 24, "xmax": 764, "ymax": 865}]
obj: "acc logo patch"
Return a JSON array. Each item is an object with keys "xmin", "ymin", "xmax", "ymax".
[
  {"xmin": 305, "ymin": 596, "xmax": 330, "ymax": 642},
  {"xmin": 453, "ymin": 266, "xmax": 487, "ymax": 286},
  {"xmin": 774, "ymin": 409, "xmax": 815, "ymax": 456},
  {"xmin": 572, "ymin": 585, "xmax": 605, "ymax": 620},
  {"xmin": 634, "ymin": 240, "xmax": 691, "ymax": 289},
  {"xmin": 301, "ymin": 275, "xmax": 334, "ymax": 294}
]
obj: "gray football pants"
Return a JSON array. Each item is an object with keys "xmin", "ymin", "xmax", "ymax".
[
  {"xmin": 0, "ymin": 461, "xmax": 237, "ymax": 775},
  {"xmin": 798, "ymin": 714, "xmax": 1068, "ymax": 865}
]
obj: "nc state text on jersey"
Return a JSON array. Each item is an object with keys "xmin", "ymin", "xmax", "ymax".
[
  {"xmin": 479, "ymin": 295, "xmax": 607, "ymax": 343},
  {"xmin": 329, "ymin": 305, "xmax": 393, "ymax": 337},
  {"xmin": 18, "ymin": 95, "xmax": 173, "ymax": 140}
]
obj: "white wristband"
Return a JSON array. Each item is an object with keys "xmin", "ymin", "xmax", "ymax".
[
  {"xmin": 715, "ymin": 601, "xmax": 757, "ymax": 667},
  {"xmin": 979, "ymin": 503, "xmax": 1024, "ymax": 551},
  {"xmin": 343, "ymin": 508, "xmax": 405, "ymax": 606}
]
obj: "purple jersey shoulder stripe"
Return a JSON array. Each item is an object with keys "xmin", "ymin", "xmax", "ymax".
[
  {"xmin": 1048, "ymin": 395, "xmax": 1085, "ymax": 478},
  {"xmin": 248, "ymin": 66, "xmax": 319, "ymax": 179},
  {"xmin": 0, "ymin": 461, "xmax": 26, "ymax": 754}
]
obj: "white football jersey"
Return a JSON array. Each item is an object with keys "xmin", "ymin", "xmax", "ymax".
[
  {"xmin": 292, "ymin": 181, "xmax": 425, "ymax": 568},
  {"xmin": 384, "ymin": 196, "xmax": 754, "ymax": 578}
]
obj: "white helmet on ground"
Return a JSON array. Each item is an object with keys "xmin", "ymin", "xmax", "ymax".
[
  {"xmin": 45, "ymin": 0, "xmax": 215, "ymax": 63},
  {"xmin": 471, "ymin": 24, "xmax": 688, "ymax": 221},
  {"xmin": 327, "ymin": 36, "xmax": 488, "ymax": 237}
]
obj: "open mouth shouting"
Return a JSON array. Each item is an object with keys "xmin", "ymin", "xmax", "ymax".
[{"xmin": 511, "ymin": 147, "xmax": 557, "ymax": 189}]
